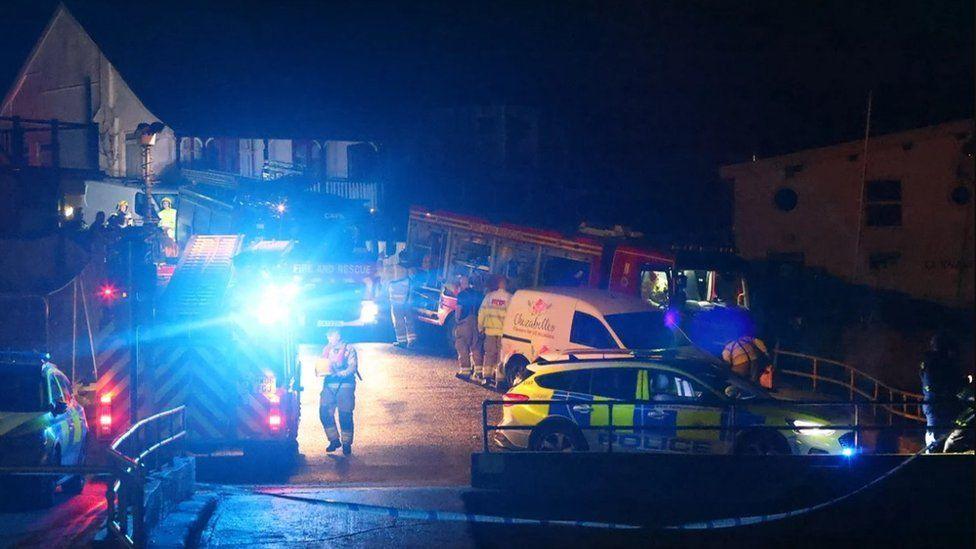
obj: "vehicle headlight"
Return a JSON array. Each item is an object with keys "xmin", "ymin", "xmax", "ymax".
[
  {"xmin": 252, "ymin": 282, "xmax": 300, "ymax": 325},
  {"xmin": 360, "ymin": 300, "xmax": 379, "ymax": 323},
  {"xmin": 790, "ymin": 419, "xmax": 834, "ymax": 437}
]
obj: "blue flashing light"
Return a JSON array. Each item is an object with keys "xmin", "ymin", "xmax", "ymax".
[{"xmin": 841, "ymin": 447, "xmax": 854, "ymax": 457}]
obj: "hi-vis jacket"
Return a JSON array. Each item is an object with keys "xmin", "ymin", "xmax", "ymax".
[{"xmin": 478, "ymin": 289, "xmax": 512, "ymax": 336}]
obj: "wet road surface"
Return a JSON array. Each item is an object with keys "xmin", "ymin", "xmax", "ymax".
[
  {"xmin": 0, "ymin": 479, "xmax": 108, "ymax": 548},
  {"xmin": 197, "ymin": 342, "xmax": 500, "ymax": 486}
]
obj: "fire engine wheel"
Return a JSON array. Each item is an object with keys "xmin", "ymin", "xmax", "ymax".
[
  {"xmin": 734, "ymin": 430, "xmax": 791, "ymax": 456},
  {"xmin": 443, "ymin": 314, "xmax": 456, "ymax": 354},
  {"xmin": 530, "ymin": 423, "xmax": 587, "ymax": 452}
]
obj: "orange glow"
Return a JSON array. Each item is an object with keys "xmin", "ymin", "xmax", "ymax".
[
  {"xmin": 100, "ymin": 394, "xmax": 112, "ymax": 404},
  {"xmin": 265, "ymin": 393, "xmax": 280, "ymax": 404}
]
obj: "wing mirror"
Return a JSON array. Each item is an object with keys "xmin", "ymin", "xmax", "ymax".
[
  {"xmin": 52, "ymin": 400, "xmax": 69, "ymax": 416},
  {"xmin": 724, "ymin": 386, "xmax": 742, "ymax": 400}
]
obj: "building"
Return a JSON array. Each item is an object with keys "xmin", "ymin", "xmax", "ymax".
[
  {"xmin": 721, "ymin": 119, "xmax": 974, "ymax": 308},
  {"xmin": 1, "ymin": 3, "xmax": 382, "ymax": 208}
]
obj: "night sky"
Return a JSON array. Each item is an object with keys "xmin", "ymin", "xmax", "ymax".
[{"xmin": 1, "ymin": 0, "xmax": 972, "ymax": 238}]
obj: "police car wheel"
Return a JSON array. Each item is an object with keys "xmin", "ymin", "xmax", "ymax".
[
  {"xmin": 735, "ymin": 431, "xmax": 790, "ymax": 456},
  {"xmin": 530, "ymin": 424, "xmax": 586, "ymax": 452}
]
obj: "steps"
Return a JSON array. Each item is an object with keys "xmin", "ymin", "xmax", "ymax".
[{"xmin": 159, "ymin": 235, "xmax": 243, "ymax": 321}]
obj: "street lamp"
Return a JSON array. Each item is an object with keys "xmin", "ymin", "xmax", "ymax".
[{"xmin": 135, "ymin": 122, "xmax": 165, "ymax": 224}]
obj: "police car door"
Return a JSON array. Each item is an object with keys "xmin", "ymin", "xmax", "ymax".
[
  {"xmin": 639, "ymin": 369, "xmax": 727, "ymax": 454},
  {"xmin": 46, "ymin": 372, "xmax": 73, "ymax": 463},
  {"xmin": 54, "ymin": 372, "xmax": 86, "ymax": 464},
  {"xmin": 585, "ymin": 368, "xmax": 641, "ymax": 452}
]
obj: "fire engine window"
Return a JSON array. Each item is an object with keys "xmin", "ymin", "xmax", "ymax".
[
  {"xmin": 712, "ymin": 272, "xmax": 742, "ymax": 305},
  {"xmin": 540, "ymin": 255, "xmax": 590, "ymax": 287},
  {"xmin": 408, "ymin": 220, "xmax": 446, "ymax": 276},
  {"xmin": 679, "ymin": 270, "xmax": 708, "ymax": 302},
  {"xmin": 448, "ymin": 236, "xmax": 491, "ymax": 287},
  {"xmin": 640, "ymin": 270, "xmax": 670, "ymax": 307},
  {"xmin": 494, "ymin": 241, "xmax": 537, "ymax": 291},
  {"xmin": 570, "ymin": 311, "xmax": 617, "ymax": 349}
]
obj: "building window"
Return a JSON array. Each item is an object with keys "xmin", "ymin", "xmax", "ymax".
[
  {"xmin": 773, "ymin": 187, "xmax": 798, "ymax": 212},
  {"xmin": 865, "ymin": 180, "xmax": 901, "ymax": 227},
  {"xmin": 784, "ymin": 164, "xmax": 804, "ymax": 178}
]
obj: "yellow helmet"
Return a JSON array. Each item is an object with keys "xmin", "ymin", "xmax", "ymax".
[{"xmin": 117, "ymin": 200, "xmax": 129, "ymax": 209}]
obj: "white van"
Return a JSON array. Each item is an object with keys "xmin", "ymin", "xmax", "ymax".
[
  {"xmin": 498, "ymin": 287, "xmax": 674, "ymax": 386},
  {"xmin": 64, "ymin": 179, "xmax": 179, "ymax": 228}
]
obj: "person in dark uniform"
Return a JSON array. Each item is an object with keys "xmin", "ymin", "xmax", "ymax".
[
  {"xmin": 453, "ymin": 275, "xmax": 484, "ymax": 379},
  {"xmin": 919, "ymin": 333, "xmax": 964, "ymax": 452},
  {"xmin": 317, "ymin": 328, "xmax": 359, "ymax": 455}
]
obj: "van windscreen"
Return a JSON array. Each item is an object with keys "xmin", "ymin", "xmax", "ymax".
[{"xmin": 604, "ymin": 311, "xmax": 673, "ymax": 350}]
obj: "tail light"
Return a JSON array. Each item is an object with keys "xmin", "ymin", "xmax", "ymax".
[
  {"xmin": 268, "ymin": 409, "xmax": 283, "ymax": 430},
  {"xmin": 503, "ymin": 393, "xmax": 530, "ymax": 407},
  {"xmin": 97, "ymin": 393, "xmax": 113, "ymax": 439}
]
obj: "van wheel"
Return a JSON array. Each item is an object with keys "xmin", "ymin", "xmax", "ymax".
[
  {"xmin": 530, "ymin": 423, "xmax": 587, "ymax": 452},
  {"xmin": 503, "ymin": 356, "xmax": 529, "ymax": 390}
]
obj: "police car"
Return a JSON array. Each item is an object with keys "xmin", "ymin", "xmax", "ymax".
[
  {"xmin": 492, "ymin": 349, "xmax": 855, "ymax": 456},
  {"xmin": 0, "ymin": 353, "xmax": 89, "ymax": 505}
]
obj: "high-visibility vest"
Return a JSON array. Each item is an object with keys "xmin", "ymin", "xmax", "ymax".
[{"xmin": 478, "ymin": 289, "xmax": 512, "ymax": 336}]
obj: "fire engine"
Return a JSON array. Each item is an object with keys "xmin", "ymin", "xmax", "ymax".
[
  {"xmin": 178, "ymin": 171, "xmax": 381, "ymax": 335},
  {"xmin": 405, "ymin": 206, "xmax": 751, "ymax": 351}
]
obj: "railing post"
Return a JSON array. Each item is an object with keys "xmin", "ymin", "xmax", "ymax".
[
  {"xmin": 853, "ymin": 403, "xmax": 859, "ymax": 449},
  {"xmin": 607, "ymin": 402, "xmax": 614, "ymax": 453},
  {"xmin": 482, "ymin": 401, "xmax": 489, "ymax": 453},
  {"xmin": 811, "ymin": 358, "xmax": 818, "ymax": 392},
  {"xmin": 133, "ymin": 465, "xmax": 147, "ymax": 548},
  {"xmin": 849, "ymin": 369, "xmax": 855, "ymax": 401}
]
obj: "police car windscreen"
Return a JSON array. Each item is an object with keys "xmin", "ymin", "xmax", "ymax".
[
  {"xmin": 0, "ymin": 371, "xmax": 44, "ymax": 412},
  {"xmin": 604, "ymin": 311, "xmax": 673, "ymax": 349}
]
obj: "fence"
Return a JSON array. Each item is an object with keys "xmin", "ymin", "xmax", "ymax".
[
  {"xmin": 771, "ymin": 349, "xmax": 925, "ymax": 423},
  {"xmin": 105, "ymin": 405, "xmax": 187, "ymax": 548},
  {"xmin": 481, "ymin": 398, "xmax": 953, "ymax": 455}
]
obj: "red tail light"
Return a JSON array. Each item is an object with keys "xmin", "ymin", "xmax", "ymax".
[
  {"xmin": 268, "ymin": 411, "xmax": 283, "ymax": 430},
  {"xmin": 503, "ymin": 393, "xmax": 530, "ymax": 407},
  {"xmin": 97, "ymin": 393, "xmax": 113, "ymax": 439}
]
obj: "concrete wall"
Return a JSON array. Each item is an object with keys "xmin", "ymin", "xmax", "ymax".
[
  {"xmin": 1, "ymin": 6, "xmax": 176, "ymax": 177},
  {"xmin": 721, "ymin": 120, "xmax": 975, "ymax": 307}
]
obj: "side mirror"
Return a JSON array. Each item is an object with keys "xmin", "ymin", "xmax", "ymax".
[
  {"xmin": 724, "ymin": 386, "xmax": 742, "ymax": 400},
  {"xmin": 52, "ymin": 400, "xmax": 69, "ymax": 416}
]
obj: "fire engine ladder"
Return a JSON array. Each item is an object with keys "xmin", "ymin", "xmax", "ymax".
[{"xmin": 160, "ymin": 235, "xmax": 244, "ymax": 320}]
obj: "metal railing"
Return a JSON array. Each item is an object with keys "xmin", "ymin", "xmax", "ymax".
[
  {"xmin": 772, "ymin": 349, "xmax": 925, "ymax": 423},
  {"xmin": 482, "ymin": 398, "xmax": 949, "ymax": 454},
  {"xmin": 105, "ymin": 405, "xmax": 187, "ymax": 548}
]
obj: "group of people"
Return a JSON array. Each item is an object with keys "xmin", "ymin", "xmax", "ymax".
[{"xmin": 451, "ymin": 274, "xmax": 512, "ymax": 387}]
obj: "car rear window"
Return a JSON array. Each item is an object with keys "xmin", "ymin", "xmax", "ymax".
[
  {"xmin": 535, "ymin": 370, "xmax": 591, "ymax": 393},
  {"xmin": 0, "ymin": 370, "xmax": 45, "ymax": 412}
]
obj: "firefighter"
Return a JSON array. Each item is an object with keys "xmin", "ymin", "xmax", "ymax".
[
  {"xmin": 721, "ymin": 335, "xmax": 771, "ymax": 386},
  {"xmin": 478, "ymin": 274, "xmax": 511, "ymax": 387},
  {"xmin": 158, "ymin": 197, "xmax": 179, "ymax": 257},
  {"xmin": 317, "ymin": 328, "xmax": 359, "ymax": 455},
  {"xmin": 108, "ymin": 200, "xmax": 133, "ymax": 228},
  {"xmin": 388, "ymin": 253, "xmax": 417, "ymax": 348},
  {"xmin": 158, "ymin": 197, "xmax": 177, "ymax": 239},
  {"xmin": 454, "ymin": 275, "xmax": 484, "ymax": 379},
  {"xmin": 919, "ymin": 333, "xmax": 963, "ymax": 452}
]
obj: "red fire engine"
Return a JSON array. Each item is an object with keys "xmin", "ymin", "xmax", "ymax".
[{"xmin": 405, "ymin": 206, "xmax": 751, "ymax": 348}]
